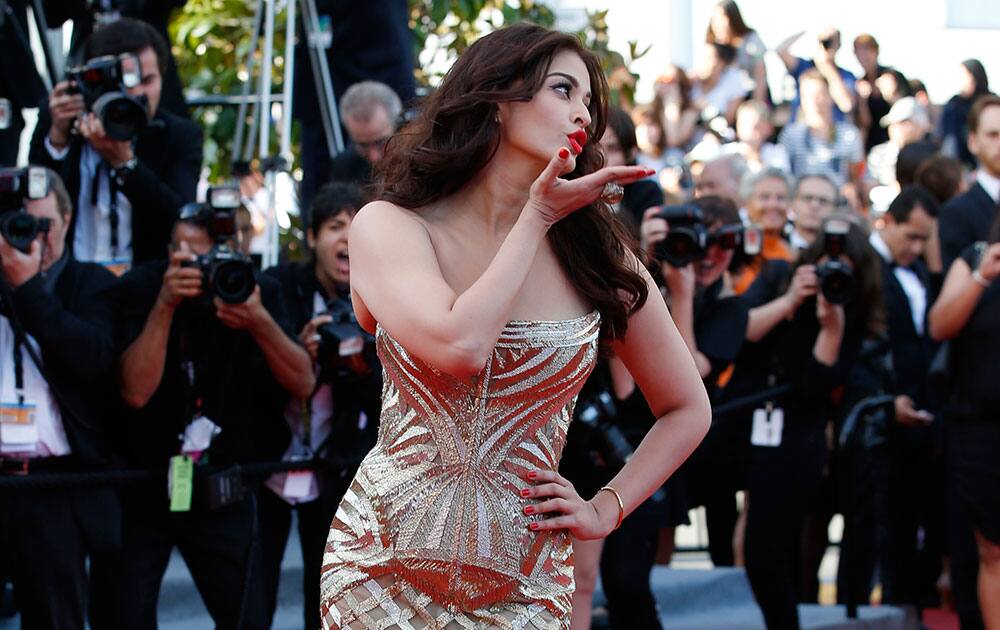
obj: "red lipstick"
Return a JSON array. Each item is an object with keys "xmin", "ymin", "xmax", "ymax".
[{"xmin": 567, "ymin": 129, "xmax": 587, "ymax": 154}]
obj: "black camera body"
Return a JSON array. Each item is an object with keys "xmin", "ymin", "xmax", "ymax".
[
  {"xmin": 654, "ymin": 204, "xmax": 760, "ymax": 267},
  {"xmin": 66, "ymin": 54, "xmax": 149, "ymax": 141},
  {"xmin": 180, "ymin": 186, "xmax": 256, "ymax": 304},
  {"xmin": 0, "ymin": 166, "xmax": 52, "ymax": 254},
  {"xmin": 816, "ymin": 219, "xmax": 855, "ymax": 305},
  {"xmin": 317, "ymin": 296, "xmax": 378, "ymax": 379},
  {"xmin": 575, "ymin": 389, "xmax": 634, "ymax": 472}
]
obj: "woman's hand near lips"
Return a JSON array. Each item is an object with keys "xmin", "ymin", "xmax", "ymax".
[{"xmin": 525, "ymin": 148, "xmax": 653, "ymax": 227}]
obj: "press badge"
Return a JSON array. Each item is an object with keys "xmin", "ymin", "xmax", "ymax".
[
  {"xmin": 283, "ymin": 471, "xmax": 314, "ymax": 499},
  {"xmin": 98, "ymin": 258, "xmax": 131, "ymax": 278},
  {"xmin": 750, "ymin": 406, "xmax": 784, "ymax": 447},
  {"xmin": 0, "ymin": 401, "xmax": 38, "ymax": 450},
  {"xmin": 168, "ymin": 454, "xmax": 194, "ymax": 512}
]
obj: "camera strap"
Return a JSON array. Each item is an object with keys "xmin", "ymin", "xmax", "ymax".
[
  {"xmin": 11, "ymin": 330, "xmax": 25, "ymax": 406},
  {"xmin": 89, "ymin": 161, "xmax": 119, "ymax": 259}
]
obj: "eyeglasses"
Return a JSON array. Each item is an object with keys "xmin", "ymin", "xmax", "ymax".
[
  {"xmin": 797, "ymin": 194, "xmax": 836, "ymax": 207},
  {"xmin": 354, "ymin": 135, "xmax": 392, "ymax": 154}
]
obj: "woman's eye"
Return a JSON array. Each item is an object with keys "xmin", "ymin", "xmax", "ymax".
[{"xmin": 553, "ymin": 83, "xmax": 571, "ymax": 98}]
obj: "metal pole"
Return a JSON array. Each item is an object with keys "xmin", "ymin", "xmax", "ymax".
[
  {"xmin": 232, "ymin": 0, "xmax": 264, "ymax": 165},
  {"xmin": 280, "ymin": 0, "xmax": 295, "ymax": 161},
  {"xmin": 258, "ymin": 0, "xmax": 276, "ymax": 159},
  {"xmin": 301, "ymin": 0, "xmax": 344, "ymax": 155}
]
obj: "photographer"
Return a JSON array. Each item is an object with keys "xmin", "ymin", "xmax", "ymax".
[
  {"xmin": 0, "ymin": 167, "xmax": 120, "ymax": 630},
  {"xmin": 641, "ymin": 196, "xmax": 751, "ymax": 570},
  {"xmin": 259, "ymin": 182, "xmax": 381, "ymax": 629},
  {"xmin": 28, "ymin": 18, "xmax": 201, "ymax": 270},
  {"xmin": 929, "ymin": 215, "xmax": 1000, "ymax": 628},
  {"xmin": 40, "ymin": 0, "xmax": 189, "ymax": 118},
  {"xmin": 729, "ymin": 218, "xmax": 883, "ymax": 629},
  {"xmin": 104, "ymin": 196, "xmax": 313, "ymax": 628}
]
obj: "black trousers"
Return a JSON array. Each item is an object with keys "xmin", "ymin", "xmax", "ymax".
[
  {"xmin": 258, "ymin": 484, "xmax": 341, "ymax": 630},
  {"xmin": 93, "ymin": 488, "xmax": 267, "ymax": 630},
  {"xmin": 744, "ymin": 428, "xmax": 826, "ymax": 630},
  {"xmin": 0, "ymin": 488, "xmax": 88, "ymax": 630},
  {"xmin": 600, "ymin": 497, "xmax": 663, "ymax": 630}
]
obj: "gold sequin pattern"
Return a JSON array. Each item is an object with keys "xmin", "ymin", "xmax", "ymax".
[{"xmin": 320, "ymin": 311, "xmax": 601, "ymax": 629}]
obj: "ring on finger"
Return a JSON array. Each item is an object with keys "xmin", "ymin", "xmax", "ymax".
[{"xmin": 601, "ymin": 182, "xmax": 624, "ymax": 205}]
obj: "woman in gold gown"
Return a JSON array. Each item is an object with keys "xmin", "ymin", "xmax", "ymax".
[{"xmin": 319, "ymin": 23, "xmax": 712, "ymax": 629}]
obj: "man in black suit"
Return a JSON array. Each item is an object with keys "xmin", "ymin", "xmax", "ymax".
[
  {"xmin": 940, "ymin": 95, "xmax": 1000, "ymax": 270},
  {"xmin": 29, "ymin": 17, "xmax": 201, "ymax": 271},
  {"xmin": 106, "ymin": 206, "xmax": 313, "ymax": 628},
  {"xmin": 0, "ymin": 0, "xmax": 48, "ymax": 164},
  {"xmin": 868, "ymin": 186, "xmax": 945, "ymax": 612},
  {"xmin": 0, "ymin": 167, "xmax": 120, "ymax": 630},
  {"xmin": 295, "ymin": 0, "xmax": 415, "ymax": 218},
  {"xmin": 41, "ymin": 0, "xmax": 189, "ymax": 118},
  {"xmin": 259, "ymin": 181, "xmax": 381, "ymax": 629}
]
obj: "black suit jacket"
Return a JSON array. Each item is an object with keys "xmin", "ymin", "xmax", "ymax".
[
  {"xmin": 0, "ymin": 0, "xmax": 46, "ymax": 109},
  {"xmin": 263, "ymin": 261, "xmax": 381, "ymax": 468},
  {"xmin": 7, "ymin": 258, "xmax": 121, "ymax": 551},
  {"xmin": 28, "ymin": 107, "xmax": 202, "ymax": 264},
  {"xmin": 939, "ymin": 182, "xmax": 998, "ymax": 271},
  {"xmin": 293, "ymin": 0, "xmax": 416, "ymax": 123},
  {"xmin": 877, "ymin": 257, "xmax": 937, "ymax": 407}
]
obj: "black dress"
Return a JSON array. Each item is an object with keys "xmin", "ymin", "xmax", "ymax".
[{"xmin": 947, "ymin": 244, "xmax": 1000, "ymax": 545}]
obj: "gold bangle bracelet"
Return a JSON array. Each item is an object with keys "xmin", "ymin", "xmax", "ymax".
[{"xmin": 596, "ymin": 485, "xmax": 625, "ymax": 531}]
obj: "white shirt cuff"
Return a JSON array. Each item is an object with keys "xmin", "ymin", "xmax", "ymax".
[{"xmin": 44, "ymin": 136, "xmax": 70, "ymax": 161}]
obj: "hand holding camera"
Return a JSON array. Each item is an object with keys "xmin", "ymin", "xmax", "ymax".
[
  {"xmin": 298, "ymin": 314, "xmax": 334, "ymax": 364},
  {"xmin": 0, "ymin": 236, "xmax": 42, "ymax": 288},
  {"xmin": 781, "ymin": 264, "xmax": 819, "ymax": 315},
  {"xmin": 816, "ymin": 292, "xmax": 845, "ymax": 333},
  {"xmin": 157, "ymin": 241, "xmax": 203, "ymax": 309},
  {"xmin": 76, "ymin": 113, "xmax": 134, "ymax": 167},
  {"xmin": 214, "ymin": 285, "xmax": 268, "ymax": 333},
  {"xmin": 47, "ymin": 81, "xmax": 86, "ymax": 150}
]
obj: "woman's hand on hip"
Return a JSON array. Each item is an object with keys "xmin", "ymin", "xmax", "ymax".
[{"xmin": 521, "ymin": 469, "xmax": 616, "ymax": 540}]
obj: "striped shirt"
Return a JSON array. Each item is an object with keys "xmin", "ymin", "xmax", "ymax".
[{"xmin": 779, "ymin": 121, "xmax": 864, "ymax": 187}]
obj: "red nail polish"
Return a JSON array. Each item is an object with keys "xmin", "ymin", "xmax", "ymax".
[
  {"xmin": 529, "ymin": 522, "xmax": 540, "ymax": 531},
  {"xmin": 520, "ymin": 488, "xmax": 531, "ymax": 497},
  {"xmin": 524, "ymin": 505, "xmax": 534, "ymax": 514},
  {"xmin": 527, "ymin": 471, "xmax": 537, "ymax": 480},
  {"xmin": 558, "ymin": 148, "xmax": 570, "ymax": 159}
]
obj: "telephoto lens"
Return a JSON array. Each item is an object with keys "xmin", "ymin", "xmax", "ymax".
[
  {"xmin": 816, "ymin": 219, "xmax": 855, "ymax": 304},
  {"xmin": 655, "ymin": 204, "xmax": 709, "ymax": 267}
]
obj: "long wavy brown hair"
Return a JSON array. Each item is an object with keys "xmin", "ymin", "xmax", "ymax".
[{"xmin": 374, "ymin": 23, "xmax": 648, "ymax": 341}]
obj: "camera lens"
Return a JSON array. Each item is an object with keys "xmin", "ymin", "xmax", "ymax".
[
  {"xmin": 211, "ymin": 259, "xmax": 256, "ymax": 304},
  {"xmin": 819, "ymin": 262, "xmax": 855, "ymax": 305},
  {"xmin": 0, "ymin": 212, "xmax": 39, "ymax": 253},
  {"xmin": 658, "ymin": 230, "xmax": 705, "ymax": 267},
  {"xmin": 93, "ymin": 92, "xmax": 147, "ymax": 141}
]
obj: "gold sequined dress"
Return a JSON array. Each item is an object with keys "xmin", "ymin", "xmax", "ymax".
[{"xmin": 320, "ymin": 311, "xmax": 601, "ymax": 629}]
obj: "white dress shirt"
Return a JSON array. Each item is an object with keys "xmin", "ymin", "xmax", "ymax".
[
  {"xmin": 0, "ymin": 317, "xmax": 70, "ymax": 456},
  {"xmin": 45, "ymin": 139, "xmax": 133, "ymax": 264},
  {"xmin": 267, "ymin": 292, "xmax": 336, "ymax": 504},
  {"xmin": 976, "ymin": 169, "xmax": 1000, "ymax": 204},
  {"xmin": 869, "ymin": 231, "xmax": 927, "ymax": 335}
]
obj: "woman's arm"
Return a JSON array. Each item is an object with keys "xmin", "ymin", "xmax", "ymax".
[
  {"xmin": 929, "ymin": 244, "xmax": 1000, "ymax": 341},
  {"xmin": 350, "ymin": 152, "xmax": 652, "ymax": 379},
  {"xmin": 594, "ymin": 262, "xmax": 711, "ymax": 523}
]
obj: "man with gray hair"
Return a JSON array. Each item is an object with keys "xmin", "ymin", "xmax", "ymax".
[
  {"xmin": 693, "ymin": 154, "xmax": 748, "ymax": 206},
  {"xmin": 788, "ymin": 173, "xmax": 839, "ymax": 252},
  {"xmin": 323, "ymin": 81, "xmax": 402, "ymax": 196}
]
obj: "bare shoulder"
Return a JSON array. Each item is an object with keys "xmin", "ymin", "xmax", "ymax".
[{"xmin": 351, "ymin": 199, "xmax": 430, "ymax": 244}]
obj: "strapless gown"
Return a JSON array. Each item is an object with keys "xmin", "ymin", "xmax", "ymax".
[{"xmin": 319, "ymin": 311, "xmax": 601, "ymax": 629}]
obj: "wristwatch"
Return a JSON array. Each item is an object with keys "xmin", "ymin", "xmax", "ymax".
[{"xmin": 113, "ymin": 156, "xmax": 139, "ymax": 186}]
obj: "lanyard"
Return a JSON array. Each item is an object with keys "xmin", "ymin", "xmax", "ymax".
[
  {"xmin": 89, "ymin": 161, "xmax": 120, "ymax": 259},
  {"xmin": 11, "ymin": 331, "xmax": 25, "ymax": 406}
]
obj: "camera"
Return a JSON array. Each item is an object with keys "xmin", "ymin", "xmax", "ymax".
[
  {"xmin": 179, "ymin": 186, "xmax": 257, "ymax": 304},
  {"xmin": 66, "ymin": 53, "xmax": 149, "ymax": 141},
  {"xmin": 654, "ymin": 204, "xmax": 761, "ymax": 267},
  {"xmin": 317, "ymin": 296, "xmax": 378, "ymax": 379},
  {"xmin": 0, "ymin": 166, "xmax": 52, "ymax": 254},
  {"xmin": 816, "ymin": 218, "xmax": 855, "ymax": 304},
  {"xmin": 575, "ymin": 388, "xmax": 634, "ymax": 472}
]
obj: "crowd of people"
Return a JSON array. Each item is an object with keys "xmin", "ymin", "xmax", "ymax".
[{"xmin": 0, "ymin": 1, "xmax": 997, "ymax": 629}]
